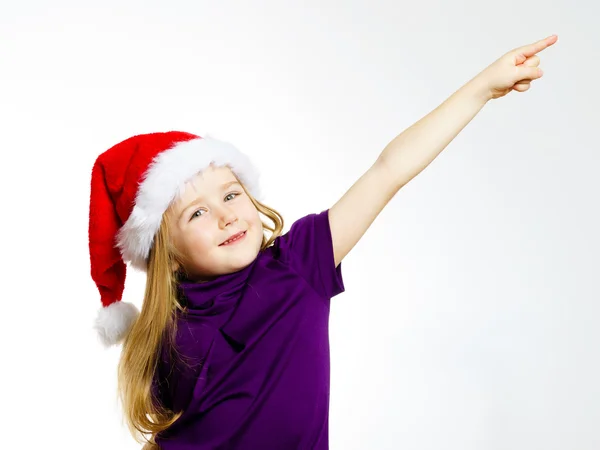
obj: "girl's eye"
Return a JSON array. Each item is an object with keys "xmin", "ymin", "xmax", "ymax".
[
  {"xmin": 191, "ymin": 209, "xmax": 205, "ymax": 220},
  {"xmin": 190, "ymin": 193, "xmax": 240, "ymax": 220}
]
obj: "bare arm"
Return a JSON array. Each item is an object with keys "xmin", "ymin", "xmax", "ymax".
[
  {"xmin": 329, "ymin": 35, "xmax": 557, "ymax": 267},
  {"xmin": 377, "ymin": 78, "xmax": 488, "ymax": 192},
  {"xmin": 329, "ymin": 79, "xmax": 488, "ymax": 267}
]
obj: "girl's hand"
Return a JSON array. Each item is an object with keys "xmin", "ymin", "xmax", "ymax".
[{"xmin": 474, "ymin": 35, "xmax": 558, "ymax": 101}]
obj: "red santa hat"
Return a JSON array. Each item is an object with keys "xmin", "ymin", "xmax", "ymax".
[{"xmin": 89, "ymin": 131, "xmax": 262, "ymax": 347}]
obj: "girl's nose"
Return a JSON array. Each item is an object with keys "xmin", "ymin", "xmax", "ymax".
[{"xmin": 218, "ymin": 207, "xmax": 238, "ymax": 228}]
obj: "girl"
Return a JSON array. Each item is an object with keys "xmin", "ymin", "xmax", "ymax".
[{"xmin": 88, "ymin": 34, "xmax": 557, "ymax": 449}]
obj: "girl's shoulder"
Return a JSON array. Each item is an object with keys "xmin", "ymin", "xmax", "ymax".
[{"xmin": 261, "ymin": 209, "xmax": 345, "ymax": 300}]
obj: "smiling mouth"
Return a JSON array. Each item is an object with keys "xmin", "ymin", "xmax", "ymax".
[{"xmin": 219, "ymin": 231, "xmax": 247, "ymax": 246}]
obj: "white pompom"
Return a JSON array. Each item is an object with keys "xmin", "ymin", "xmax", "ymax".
[{"xmin": 94, "ymin": 301, "xmax": 140, "ymax": 347}]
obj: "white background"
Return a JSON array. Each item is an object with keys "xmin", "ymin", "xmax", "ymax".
[{"xmin": 2, "ymin": 1, "xmax": 598, "ymax": 449}]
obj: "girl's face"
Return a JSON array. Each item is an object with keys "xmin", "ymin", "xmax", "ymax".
[{"xmin": 166, "ymin": 164, "xmax": 264, "ymax": 282}]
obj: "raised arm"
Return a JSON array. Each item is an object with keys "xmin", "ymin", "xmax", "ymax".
[{"xmin": 329, "ymin": 35, "xmax": 558, "ymax": 267}]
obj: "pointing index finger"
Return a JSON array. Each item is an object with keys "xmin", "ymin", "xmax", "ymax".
[{"xmin": 518, "ymin": 35, "xmax": 558, "ymax": 58}]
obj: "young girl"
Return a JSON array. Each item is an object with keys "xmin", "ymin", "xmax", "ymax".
[{"xmin": 89, "ymin": 34, "xmax": 557, "ymax": 449}]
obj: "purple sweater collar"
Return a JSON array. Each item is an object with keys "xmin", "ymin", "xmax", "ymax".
[{"xmin": 177, "ymin": 257, "xmax": 258, "ymax": 312}]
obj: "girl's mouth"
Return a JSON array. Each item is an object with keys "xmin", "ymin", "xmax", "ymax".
[{"xmin": 220, "ymin": 231, "xmax": 247, "ymax": 246}]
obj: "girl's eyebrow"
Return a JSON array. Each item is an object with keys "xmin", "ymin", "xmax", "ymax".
[{"xmin": 178, "ymin": 180, "xmax": 241, "ymax": 220}]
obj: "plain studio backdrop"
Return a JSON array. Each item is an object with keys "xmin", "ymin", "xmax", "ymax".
[{"xmin": 1, "ymin": 1, "xmax": 598, "ymax": 449}]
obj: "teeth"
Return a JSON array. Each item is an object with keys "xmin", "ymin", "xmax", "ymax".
[{"xmin": 224, "ymin": 232, "xmax": 243, "ymax": 245}]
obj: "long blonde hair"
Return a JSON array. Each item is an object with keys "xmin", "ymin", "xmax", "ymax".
[{"xmin": 117, "ymin": 177, "xmax": 284, "ymax": 448}]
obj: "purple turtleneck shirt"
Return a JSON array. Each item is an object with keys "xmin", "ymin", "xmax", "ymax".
[{"xmin": 152, "ymin": 209, "xmax": 345, "ymax": 449}]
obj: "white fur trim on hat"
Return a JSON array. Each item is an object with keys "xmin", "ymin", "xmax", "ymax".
[
  {"xmin": 116, "ymin": 137, "xmax": 261, "ymax": 271},
  {"xmin": 94, "ymin": 301, "xmax": 140, "ymax": 347}
]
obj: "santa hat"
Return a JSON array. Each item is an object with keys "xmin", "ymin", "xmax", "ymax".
[{"xmin": 89, "ymin": 131, "xmax": 261, "ymax": 347}]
